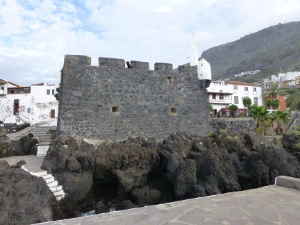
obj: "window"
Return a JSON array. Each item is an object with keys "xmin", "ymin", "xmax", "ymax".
[
  {"xmin": 47, "ymin": 89, "xmax": 50, "ymax": 95},
  {"xmin": 111, "ymin": 106, "xmax": 120, "ymax": 115},
  {"xmin": 212, "ymin": 94, "xmax": 216, "ymax": 99},
  {"xmin": 52, "ymin": 89, "xmax": 54, "ymax": 95},
  {"xmin": 234, "ymin": 85, "xmax": 238, "ymax": 93},
  {"xmin": 170, "ymin": 107, "xmax": 177, "ymax": 115},
  {"xmin": 254, "ymin": 97, "xmax": 258, "ymax": 104},
  {"xmin": 219, "ymin": 94, "xmax": 224, "ymax": 100},
  {"xmin": 10, "ymin": 90, "xmax": 14, "ymax": 94},
  {"xmin": 253, "ymin": 87, "xmax": 257, "ymax": 95},
  {"xmin": 244, "ymin": 87, "xmax": 248, "ymax": 91},
  {"xmin": 112, "ymin": 107, "xmax": 119, "ymax": 113},
  {"xmin": 0, "ymin": 87, "xmax": 3, "ymax": 90},
  {"xmin": 234, "ymin": 96, "xmax": 239, "ymax": 104},
  {"xmin": 244, "ymin": 86, "xmax": 249, "ymax": 95},
  {"xmin": 167, "ymin": 77, "xmax": 173, "ymax": 85},
  {"xmin": 50, "ymin": 109, "xmax": 55, "ymax": 118}
]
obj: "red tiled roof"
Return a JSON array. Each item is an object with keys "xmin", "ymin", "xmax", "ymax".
[
  {"xmin": 227, "ymin": 81, "xmax": 259, "ymax": 87},
  {"xmin": 0, "ymin": 79, "xmax": 7, "ymax": 84}
]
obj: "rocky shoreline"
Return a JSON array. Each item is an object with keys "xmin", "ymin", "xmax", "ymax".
[
  {"xmin": 0, "ymin": 129, "xmax": 300, "ymax": 224},
  {"xmin": 41, "ymin": 129, "xmax": 300, "ymax": 217}
]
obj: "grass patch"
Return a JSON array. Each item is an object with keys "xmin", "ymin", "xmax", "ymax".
[
  {"xmin": 294, "ymin": 142, "xmax": 300, "ymax": 148},
  {"xmin": 211, "ymin": 142, "xmax": 217, "ymax": 147},
  {"xmin": 205, "ymin": 131, "xmax": 214, "ymax": 137}
]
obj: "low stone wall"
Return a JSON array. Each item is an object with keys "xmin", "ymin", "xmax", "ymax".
[
  {"xmin": 211, "ymin": 118, "xmax": 255, "ymax": 133},
  {"xmin": 275, "ymin": 176, "xmax": 300, "ymax": 190}
]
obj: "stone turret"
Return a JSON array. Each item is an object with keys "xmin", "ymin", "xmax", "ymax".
[
  {"xmin": 189, "ymin": 35, "xmax": 212, "ymax": 88},
  {"xmin": 198, "ymin": 58, "xmax": 212, "ymax": 88}
]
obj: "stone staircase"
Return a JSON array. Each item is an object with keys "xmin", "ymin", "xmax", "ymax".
[
  {"xmin": 22, "ymin": 166, "xmax": 66, "ymax": 201},
  {"xmin": 8, "ymin": 126, "xmax": 66, "ymax": 201}
]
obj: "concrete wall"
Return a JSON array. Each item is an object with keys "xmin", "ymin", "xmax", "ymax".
[{"xmin": 58, "ymin": 55, "xmax": 212, "ymax": 143}]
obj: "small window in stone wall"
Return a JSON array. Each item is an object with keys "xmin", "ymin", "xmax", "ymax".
[
  {"xmin": 167, "ymin": 77, "xmax": 173, "ymax": 85},
  {"xmin": 111, "ymin": 106, "xmax": 120, "ymax": 114},
  {"xmin": 170, "ymin": 107, "xmax": 177, "ymax": 115}
]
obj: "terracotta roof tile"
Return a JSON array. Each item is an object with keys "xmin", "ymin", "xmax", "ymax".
[
  {"xmin": 0, "ymin": 79, "xmax": 7, "ymax": 84},
  {"xmin": 227, "ymin": 81, "xmax": 259, "ymax": 87}
]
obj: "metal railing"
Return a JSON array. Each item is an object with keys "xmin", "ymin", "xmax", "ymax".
[
  {"xmin": 1, "ymin": 111, "xmax": 12, "ymax": 122},
  {"xmin": 18, "ymin": 112, "xmax": 29, "ymax": 124},
  {"xmin": 285, "ymin": 112, "xmax": 300, "ymax": 132}
]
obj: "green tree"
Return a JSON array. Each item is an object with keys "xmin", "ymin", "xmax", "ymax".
[
  {"xmin": 242, "ymin": 97, "xmax": 252, "ymax": 116},
  {"xmin": 264, "ymin": 82, "xmax": 285, "ymax": 110},
  {"xmin": 266, "ymin": 98, "xmax": 272, "ymax": 109},
  {"xmin": 271, "ymin": 110, "xmax": 290, "ymax": 134},
  {"xmin": 228, "ymin": 104, "xmax": 238, "ymax": 117},
  {"xmin": 251, "ymin": 105, "xmax": 272, "ymax": 134},
  {"xmin": 271, "ymin": 99, "xmax": 280, "ymax": 110},
  {"xmin": 286, "ymin": 89, "xmax": 300, "ymax": 110},
  {"xmin": 209, "ymin": 104, "xmax": 213, "ymax": 113}
]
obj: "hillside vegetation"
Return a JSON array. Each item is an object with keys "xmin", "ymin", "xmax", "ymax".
[{"xmin": 201, "ymin": 21, "xmax": 300, "ymax": 80}]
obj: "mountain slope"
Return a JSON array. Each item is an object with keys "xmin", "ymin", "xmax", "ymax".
[{"xmin": 201, "ymin": 21, "xmax": 300, "ymax": 80}]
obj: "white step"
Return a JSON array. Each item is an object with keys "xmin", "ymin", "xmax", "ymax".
[
  {"xmin": 45, "ymin": 176, "xmax": 55, "ymax": 184},
  {"xmin": 34, "ymin": 171, "xmax": 48, "ymax": 177},
  {"xmin": 47, "ymin": 181, "xmax": 58, "ymax": 188},
  {"xmin": 50, "ymin": 185, "xmax": 63, "ymax": 192},
  {"xmin": 56, "ymin": 185, "xmax": 63, "ymax": 191},
  {"xmin": 42, "ymin": 174, "xmax": 52, "ymax": 179},
  {"xmin": 53, "ymin": 189, "xmax": 65, "ymax": 197},
  {"xmin": 56, "ymin": 195, "xmax": 64, "ymax": 201}
]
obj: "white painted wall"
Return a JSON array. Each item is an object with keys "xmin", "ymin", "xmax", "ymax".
[
  {"xmin": 228, "ymin": 84, "xmax": 263, "ymax": 109},
  {"xmin": 207, "ymin": 81, "xmax": 234, "ymax": 112},
  {"xmin": 197, "ymin": 58, "xmax": 212, "ymax": 80},
  {"xmin": 207, "ymin": 81, "xmax": 263, "ymax": 113},
  {"xmin": 0, "ymin": 83, "xmax": 58, "ymax": 126}
]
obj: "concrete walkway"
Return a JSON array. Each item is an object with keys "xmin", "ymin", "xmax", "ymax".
[
  {"xmin": 0, "ymin": 155, "xmax": 45, "ymax": 173},
  {"xmin": 37, "ymin": 176, "xmax": 300, "ymax": 225}
]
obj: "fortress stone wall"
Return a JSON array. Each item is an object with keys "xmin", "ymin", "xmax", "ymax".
[{"xmin": 58, "ymin": 55, "xmax": 212, "ymax": 143}]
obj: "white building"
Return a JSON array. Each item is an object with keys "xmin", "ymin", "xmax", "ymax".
[
  {"xmin": 0, "ymin": 79, "xmax": 58, "ymax": 126},
  {"xmin": 207, "ymin": 81, "xmax": 263, "ymax": 115},
  {"xmin": 271, "ymin": 71, "xmax": 300, "ymax": 83},
  {"xmin": 227, "ymin": 81, "xmax": 263, "ymax": 109},
  {"xmin": 206, "ymin": 80, "xmax": 234, "ymax": 114}
]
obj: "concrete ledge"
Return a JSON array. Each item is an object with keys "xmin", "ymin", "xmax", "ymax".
[{"xmin": 275, "ymin": 176, "xmax": 300, "ymax": 190}]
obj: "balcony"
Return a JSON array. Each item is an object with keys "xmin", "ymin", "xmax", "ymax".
[{"xmin": 209, "ymin": 98, "xmax": 232, "ymax": 104}]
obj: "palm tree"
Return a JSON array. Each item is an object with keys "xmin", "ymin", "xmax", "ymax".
[
  {"xmin": 251, "ymin": 105, "xmax": 271, "ymax": 134},
  {"xmin": 272, "ymin": 110, "xmax": 290, "ymax": 134}
]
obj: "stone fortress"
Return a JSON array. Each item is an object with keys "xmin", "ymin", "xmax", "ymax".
[{"xmin": 58, "ymin": 55, "xmax": 212, "ymax": 143}]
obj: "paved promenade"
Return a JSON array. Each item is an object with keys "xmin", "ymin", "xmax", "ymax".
[
  {"xmin": 38, "ymin": 177, "xmax": 300, "ymax": 225},
  {"xmin": 0, "ymin": 155, "xmax": 45, "ymax": 173}
]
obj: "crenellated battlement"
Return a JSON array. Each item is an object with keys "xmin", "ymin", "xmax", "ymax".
[
  {"xmin": 63, "ymin": 55, "xmax": 181, "ymax": 72},
  {"xmin": 58, "ymin": 54, "xmax": 211, "ymax": 143}
]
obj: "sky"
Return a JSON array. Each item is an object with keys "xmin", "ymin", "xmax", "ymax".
[{"xmin": 0, "ymin": 0, "xmax": 300, "ymax": 86}]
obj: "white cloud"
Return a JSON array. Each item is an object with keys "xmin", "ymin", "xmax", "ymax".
[
  {"xmin": 155, "ymin": 6, "xmax": 171, "ymax": 13},
  {"xmin": 0, "ymin": 0, "xmax": 300, "ymax": 85}
]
